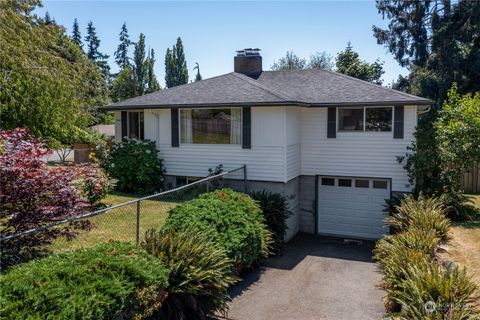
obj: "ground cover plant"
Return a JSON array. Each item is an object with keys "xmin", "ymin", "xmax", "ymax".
[
  {"xmin": 0, "ymin": 242, "xmax": 170, "ymax": 320},
  {"xmin": 164, "ymin": 189, "xmax": 272, "ymax": 270},
  {"xmin": 142, "ymin": 228, "xmax": 238, "ymax": 319}
]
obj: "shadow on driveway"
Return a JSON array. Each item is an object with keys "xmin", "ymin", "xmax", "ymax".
[{"xmin": 226, "ymin": 233, "xmax": 385, "ymax": 320}]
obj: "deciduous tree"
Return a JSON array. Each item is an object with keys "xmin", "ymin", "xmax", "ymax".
[
  {"xmin": 165, "ymin": 37, "xmax": 189, "ymax": 88},
  {"xmin": 335, "ymin": 42, "xmax": 384, "ymax": 84}
]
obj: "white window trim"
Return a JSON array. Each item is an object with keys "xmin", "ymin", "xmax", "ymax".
[
  {"xmin": 337, "ymin": 106, "xmax": 394, "ymax": 133},
  {"xmin": 178, "ymin": 107, "xmax": 243, "ymax": 146}
]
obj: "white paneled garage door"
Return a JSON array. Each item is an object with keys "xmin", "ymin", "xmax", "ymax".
[{"xmin": 317, "ymin": 176, "xmax": 390, "ymax": 240}]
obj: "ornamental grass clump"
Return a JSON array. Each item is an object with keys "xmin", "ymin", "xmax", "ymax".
[
  {"xmin": 386, "ymin": 194, "xmax": 450, "ymax": 240},
  {"xmin": 375, "ymin": 195, "xmax": 478, "ymax": 318},
  {"xmin": 249, "ymin": 190, "xmax": 292, "ymax": 254},
  {"xmin": 0, "ymin": 242, "xmax": 170, "ymax": 320},
  {"xmin": 142, "ymin": 228, "xmax": 238, "ymax": 320},
  {"xmin": 391, "ymin": 259, "xmax": 477, "ymax": 319},
  {"xmin": 164, "ymin": 189, "xmax": 272, "ymax": 270}
]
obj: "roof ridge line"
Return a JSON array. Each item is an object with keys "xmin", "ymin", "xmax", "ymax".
[
  {"xmin": 230, "ymin": 72, "xmax": 296, "ymax": 102},
  {"xmin": 318, "ymin": 68, "xmax": 431, "ymax": 101}
]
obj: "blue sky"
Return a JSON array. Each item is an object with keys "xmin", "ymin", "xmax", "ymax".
[{"xmin": 38, "ymin": 1, "xmax": 407, "ymax": 87}]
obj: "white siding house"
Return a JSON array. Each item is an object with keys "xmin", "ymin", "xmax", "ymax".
[{"xmin": 107, "ymin": 51, "xmax": 431, "ymax": 241}]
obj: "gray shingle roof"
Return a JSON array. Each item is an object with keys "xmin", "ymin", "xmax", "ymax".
[{"xmin": 105, "ymin": 69, "xmax": 431, "ymax": 110}]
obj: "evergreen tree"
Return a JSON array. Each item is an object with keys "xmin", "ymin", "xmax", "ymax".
[
  {"xmin": 133, "ymin": 33, "xmax": 146, "ymax": 95},
  {"xmin": 85, "ymin": 21, "xmax": 110, "ymax": 82},
  {"xmin": 43, "ymin": 11, "xmax": 57, "ymax": 26},
  {"xmin": 194, "ymin": 62, "xmax": 202, "ymax": 81},
  {"xmin": 146, "ymin": 49, "xmax": 160, "ymax": 93},
  {"xmin": 114, "ymin": 22, "xmax": 131, "ymax": 69},
  {"xmin": 373, "ymin": 0, "xmax": 480, "ymax": 103},
  {"xmin": 72, "ymin": 18, "xmax": 82, "ymax": 49},
  {"xmin": 335, "ymin": 42, "xmax": 384, "ymax": 84},
  {"xmin": 164, "ymin": 37, "xmax": 189, "ymax": 88}
]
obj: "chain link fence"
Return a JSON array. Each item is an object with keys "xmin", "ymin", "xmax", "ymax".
[{"xmin": 0, "ymin": 165, "xmax": 247, "ymax": 269}]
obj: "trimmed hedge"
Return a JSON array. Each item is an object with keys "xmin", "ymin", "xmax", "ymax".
[
  {"xmin": 376, "ymin": 195, "xmax": 478, "ymax": 318},
  {"xmin": 164, "ymin": 189, "xmax": 272, "ymax": 270},
  {"xmin": 0, "ymin": 242, "xmax": 169, "ymax": 320},
  {"xmin": 142, "ymin": 228, "xmax": 238, "ymax": 319}
]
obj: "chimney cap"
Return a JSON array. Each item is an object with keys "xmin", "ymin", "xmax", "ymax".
[{"xmin": 236, "ymin": 48, "xmax": 261, "ymax": 56}]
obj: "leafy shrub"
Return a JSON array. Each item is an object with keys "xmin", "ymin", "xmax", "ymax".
[
  {"xmin": 76, "ymin": 164, "xmax": 116, "ymax": 207},
  {"xmin": 249, "ymin": 190, "xmax": 291, "ymax": 254},
  {"xmin": 0, "ymin": 128, "xmax": 90, "ymax": 268},
  {"xmin": 386, "ymin": 194, "xmax": 450, "ymax": 240},
  {"xmin": 391, "ymin": 259, "xmax": 477, "ymax": 319},
  {"xmin": 164, "ymin": 189, "xmax": 272, "ymax": 270},
  {"xmin": 105, "ymin": 139, "xmax": 165, "ymax": 195},
  {"xmin": 142, "ymin": 228, "xmax": 238, "ymax": 319},
  {"xmin": 0, "ymin": 242, "xmax": 170, "ymax": 320}
]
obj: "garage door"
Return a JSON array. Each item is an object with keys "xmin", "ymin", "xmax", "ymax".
[{"xmin": 317, "ymin": 176, "xmax": 390, "ymax": 240}]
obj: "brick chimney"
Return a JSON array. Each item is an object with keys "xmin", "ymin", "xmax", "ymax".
[{"xmin": 234, "ymin": 48, "xmax": 262, "ymax": 78}]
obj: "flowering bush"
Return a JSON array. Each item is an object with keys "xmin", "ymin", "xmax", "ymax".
[
  {"xmin": 75, "ymin": 164, "xmax": 116, "ymax": 208},
  {"xmin": 105, "ymin": 139, "xmax": 165, "ymax": 195},
  {"xmin": 0, "ymin": 128, "xmax": 90, "ymax": 268}
]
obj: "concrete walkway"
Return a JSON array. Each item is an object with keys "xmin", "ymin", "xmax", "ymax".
[{"xmin": 226, "ymin": 233, "xmax": 385, "ymax": 320}]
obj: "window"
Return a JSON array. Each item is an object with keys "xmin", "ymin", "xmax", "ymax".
[
  {"xmin": 126, "ymin": 111, "xmax": 144, "ymax": 140},
  {"xmin": 338, "ymin": 108, "xmax": 363, "ymax": 131},
  {"xmin": 338, "ymin": 179, "xmax": 352, "ymax": 187},
  {"xmin": 175, "ymin": 176, "xmax": 200, "ymax": 187},
  {"xmin": 321, "ymin": 178, "xmax": 335, "ymax": 186},
  {"xmin": 355, "ymin": 179, "xmax": 369, "ymax": 188},
  {"xmin": 373, "ymin": 180, "xmax": 388, "ymax": 189},
  {"xmin": 180, "ymin": 108, "xmax": 241, "ymax": 144},
  {"xmin": 365, "ymin": 107, "xmax": 392, "ymax": 132},
  {"xmin": 338, "ymin": 107, "xmax": 392, "ymax": 132}
]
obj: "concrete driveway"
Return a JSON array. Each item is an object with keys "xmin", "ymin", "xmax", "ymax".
[{"xmin": 226, "ymin": 233, "xmax": 385, "ymax": 320}]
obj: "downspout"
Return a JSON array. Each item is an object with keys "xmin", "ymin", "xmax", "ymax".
[{"xmin": 151, "ymin": 109, "xmax": 160, "ymax": 149}]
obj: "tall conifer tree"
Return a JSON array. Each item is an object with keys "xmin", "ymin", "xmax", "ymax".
[
  {"xmin": 72, "ymin": 18, "xmax": 82, "ymax": 49},
  {"xmin": 114, "ymin": 22, "xmax": 131, "ymax": 69},
  {"xmin": 85, "ymin": 21, "xmax": 110, "ymax": 81}
]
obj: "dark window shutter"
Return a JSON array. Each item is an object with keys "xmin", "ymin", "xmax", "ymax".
[
  {"xmin": 394, "ymin": 106, "xmax": 404, "ymax": 139},
  {"xmin": 242, "ymin": 107, "xmax": 251, "ymax": 149},
  {"xmin": 327, "ymin": 107, "xmax": 336, "ymax": 138},
  {"xmin": 121, "ymin": 111, "xmax": 128, "ymax": 139},
  {"xmin": 171, "ymin": 108, "xmax": 179, "ymax": 147}
]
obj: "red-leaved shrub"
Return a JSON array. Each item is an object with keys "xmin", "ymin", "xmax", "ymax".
[{"xmin": 0, "ymin": 128, "xmax": 90, "ymax": 268}]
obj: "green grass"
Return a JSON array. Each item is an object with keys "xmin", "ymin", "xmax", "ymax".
[
  {"xmin": 52, "ymin": 193, "xmax": 177, "ymax": 252},
  {"xmin": 441, "ymin": 194, "xmax": 480, "ymax": 309}
]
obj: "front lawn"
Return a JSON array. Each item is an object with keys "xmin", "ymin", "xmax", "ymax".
[
  {"xmin": 442, "ymin": 194, "xmax": 480, "ymax": 308},
  {"xmin": 52, "ymin": 192, "xmax": 176, "ymax": 252}
]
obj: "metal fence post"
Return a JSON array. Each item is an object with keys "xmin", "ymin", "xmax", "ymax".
[
  {"xmin": 243, "ymin": 164, "xmax": 248, "ymax": 193},
  {"xmin": 136, "ymin": 200, "xmax": 140, "ymax": 244}
]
